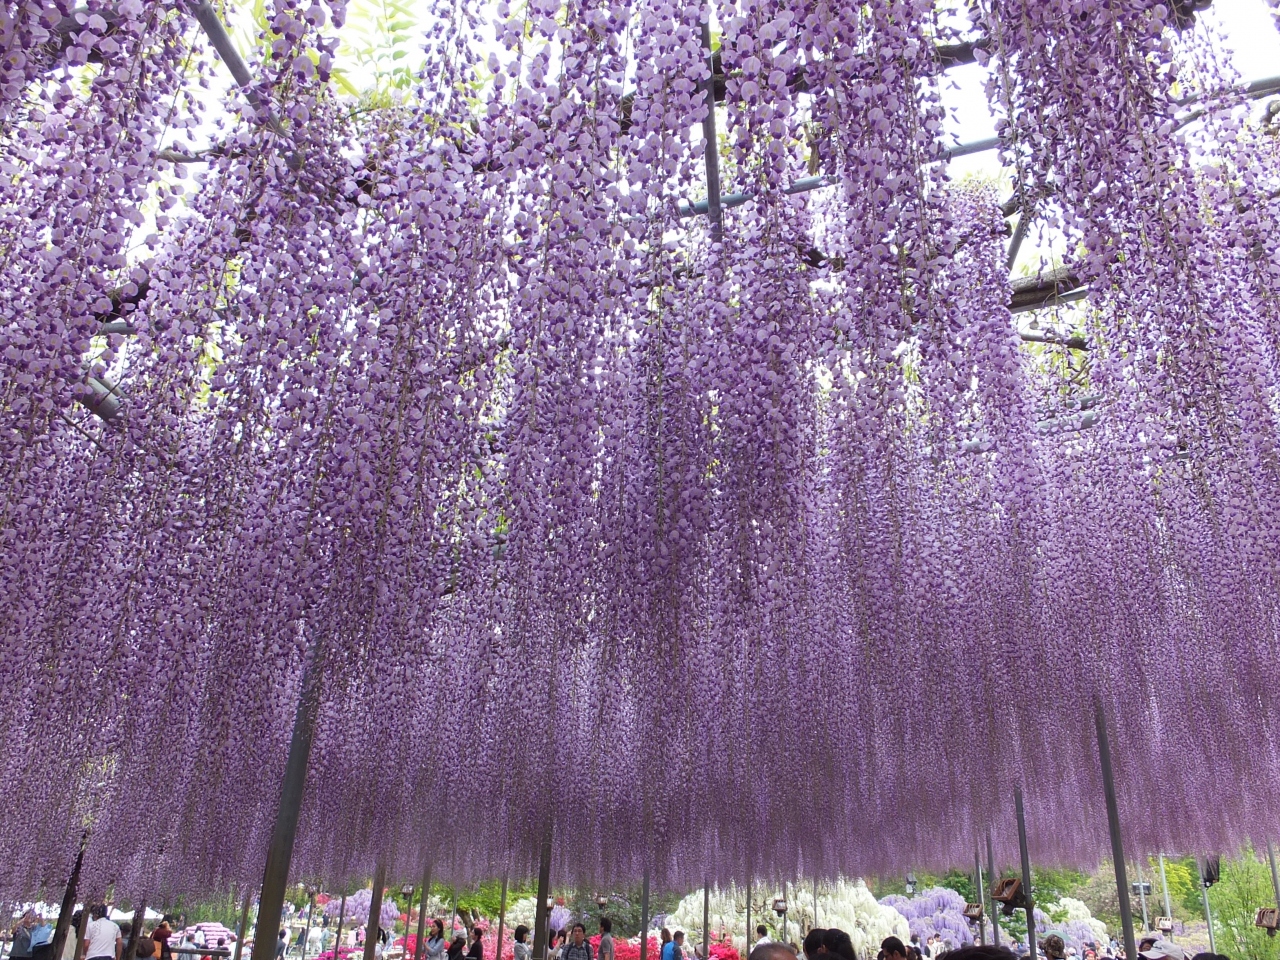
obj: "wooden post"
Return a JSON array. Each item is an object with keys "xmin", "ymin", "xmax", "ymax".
[
  {"xmin": 986, "ymin": 833, "xmax": 1000, "ymax": 949},
  {"xmin": 744, "ymin": 879, "xmax": 750, "ymax": 956},
  {"xmin": 52, "ymin": 832, "xmax": 88, "ymax": 960},
  {"xmin": 251, "ymin": 643, "xmax": 325, "ymax": 960},
  {"xmin": 1268, "ymin": 843, "xmax": 1280, "ymax": 915},
  {"xmin": 1094, "ymin": 700, "xmax": 1136, "ymax": 960},
  {"xmin": 974, "ymin": 843, "xmax": 986, "ymax": 947},
  {"xmin": 1135, "ymin": 861, "xmax": 1149, "ymax": 933},
  {"xmin": 414, "ymin": 864, "xmax": 434, "ymax": 960},
  {"xmin": 365, "ymin": 866, "xmax": 387, "ymax": 960},
  {"xmin": 1158, "ymin": 855, "xmax": 1173, "ymax": 926},
  {"xmin": 331, "ymin": 896, "xmax": 348, "ymax": 960},
  {"xmin": 1197, "ymin": 861, "xmax": 1216, "ymax": 954},
  {"xmin": 493, "ymin": 876, "xmax": 508, "ymax": 960},
  {"xmin": 300, "ymin": 893, "xmax": 315, "ymax": 960},
  {"xmin": 702, "ymin": 885, "xmax": 710, "ymax": 960},
  {"xmin": 233, "ymin": 889, "xmax": 253, "ymax": 960},
  {"xmin": 1013, "ymin": 789, "xmax": 1035, "ymax": 960},
  {"xmin": 532, "ymin": 830, "xmax": 552, "ymax": 960},
  {"xmin": 639, "ymin": 871, "xmax": 650, "ymax": 960},
  {"xmin": 698, "ymin": 18, "xmax": 723, "ymax": 244},
  {"xmin": 126, "ymin": 902, "xmax": 147, "ymax": 960}
]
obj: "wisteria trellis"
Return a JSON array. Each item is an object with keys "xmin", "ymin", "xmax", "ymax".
[{"xmin": 2, "ymin": 0, "xmax": 1280, "ymax": 903}]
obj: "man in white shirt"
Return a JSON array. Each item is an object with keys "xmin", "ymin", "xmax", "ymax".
[
  {"xmin": 81, "ymin": 906, "xmax": 121, "ymax": 960},
  {"xmin": 754, "ymin": 928, "xmax": 772, "ymax": 950}
]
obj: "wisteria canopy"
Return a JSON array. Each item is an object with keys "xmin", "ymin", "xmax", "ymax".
[{"xmin": 4, "ymin": 0, "xmax": 1280, "ymax": 905}]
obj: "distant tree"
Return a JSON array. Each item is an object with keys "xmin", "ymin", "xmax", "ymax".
[{"xmin": 1205, "ymin": 849, "xmax": 1280, "ymax": 960}]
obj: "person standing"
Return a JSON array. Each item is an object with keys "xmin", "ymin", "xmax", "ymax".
[
  {"xmin": 559, "ymin": 926, "xmax": 591, "ymax": 960},
  {"xmin": 82, "ymin": 907, "xmax": 122, "ymax": 960},
  {"xmin": 465, "ymin": 929, "xmax": 482, "ymax": 960},
  {"xmin": 597, "ymin": 921, "xmax": 613, "ymax": 960},
  {"xmin": 512, "ymin": 927, "xmax": 531, "ymax": 960},
  {"xmin": 754, "ymin": 929, "xmax": 771, "ymax": 951},
  {"xmin": 275, "ymin": 931, "xmax": 287, "ymax": 960},
  {"xmin": 30, "ymin": 913, "xmax": 55, "ymax": 960},
  {"xmin": 12, "ymin": 910, "xmax": 38, "ymax": 960},
  {"xmin": 152, "ymin": 923, "xmax": 173, "ymax": 960},
  {"xmin": 425, "ymin": 922, "xmax": 446, "ymax": 960}
]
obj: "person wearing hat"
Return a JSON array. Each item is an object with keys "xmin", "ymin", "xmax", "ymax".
[
  {"xmin": 1040, "ymin": 937, "xmax": 1066, "ymax": 960},
  {"xmin": 1138, "ymin": 942, "xmax": 1185, "ymax": 960}
]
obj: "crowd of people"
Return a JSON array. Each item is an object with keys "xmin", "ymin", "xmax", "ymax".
[
  {"xmin": 7, "ymin": 905, "xmax": 237, "ymax": 960},
  {"xmin": 508, "ymin": 917, "xmax": 1239, "ymax": 960},
  {"xmin": 746, "ymin": 933, "xmax": 1236, "ymax": 960}
]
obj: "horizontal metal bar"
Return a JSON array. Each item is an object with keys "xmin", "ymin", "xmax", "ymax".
[
  {"xmin": 1009, "ymin": 288, "xmax": 1088, "ymax": 315},
  {"xmin": 1018, "ymin": 327, "xmax": 1089, "ymax": 349},
  {"xmin": 192, "ymin": 1, "xmax": 254, "ymax": 89},
  {"xmin": 80, "ymin": 374, "xmax": 124, "ymax": 422}
]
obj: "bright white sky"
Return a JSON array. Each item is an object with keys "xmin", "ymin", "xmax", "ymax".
[{"xmin": 943, "ymin": 0, "xmax": 1280, "ymax": 177}]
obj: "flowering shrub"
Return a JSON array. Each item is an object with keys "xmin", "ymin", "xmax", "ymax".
[{"xmin": 881, "ymin": 888, "xmax": 974, "ymax": 948}]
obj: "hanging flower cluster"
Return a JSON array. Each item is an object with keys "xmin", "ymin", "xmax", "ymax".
[
  {"xmin": 3, "ymin": 0, "xmax": 1280, "ymax": 907},
  {"xmin": 880, "ymin": 888, "xmax": 974, "ymax": 948}
]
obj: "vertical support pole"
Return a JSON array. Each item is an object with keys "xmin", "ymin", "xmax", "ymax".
[
  {"xmin": 1013, "ymin": 788, "xmax": 1036, "ymax": 960},
  {"xmin": 301, "ymin": 893, "xmax": 315, "ymax": 960},
  {"xmin": 639, "ymin": 871, "xmax": 651, "ymax": 960},
  {"xmin": 365, "ymin": 865, "xmax": 387, "ymax": 960},
  {"xmin": 251, "ymin": 643, "xmax": 325, "ymax": 960},
  {"xmin": 813, "ymin": 880, "xmax": 818, "ymax": 932},
  {"xmin": 414, "ymin": 863, "xmax": 434, "ymax": 960},
  {"xmin": 1134, "ymin": 861, "xmax": 1149, "ymax": 933},
  {"xmin": 1158, "ymin": 855, "xmax": 1172, "ymax": 923},
  {"xmin": 698, "ymin": 17, "xmax": 723, "ymax": 245},
  {"xmin": 1094, "ymin": 699, "xmax": 1136, "ymax": 960},
  {"xmin": 987, "ymin": 832, "xmax": 1000, "ymax": 949},
  {"xmin": 126, "ymin": 902, "xmax": 147, "ymax": 960},
  {"xmin": 234, "ymin": 889, "xmax": 254, "ymax": 960},
  {"xmin": 974, "ymin": 844, "xmax": 986, "ymax": 947},
  {"xmin": 494, "ymin": 875, "xmax": 509, "ymax": 960},
  {"xmin": 77, "ymin": 909, "xmax": 90, "ymax": 960},
  {"xmin": 332, "ymin": 896, "xmax": 347, "ymax": 960},
  {"xmin": 532, "ymin": 830, "xmax": 553, "ymax": 960},
  {"xmin": 703, "ymin": 885, "xmax": 711, "ymax": 960},
  {"xmin": 52, "ymin": 832, "xmax": 88, "ymax": 960},
  {"xmin": 1197, "ymin": 861, "xmax": 1216, "ymax": 954},
  {"xmin": 1268, "ymin": 843, "xmax": 1280, "ymax": 914}
]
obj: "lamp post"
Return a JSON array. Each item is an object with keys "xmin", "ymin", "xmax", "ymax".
[
  {"xmin": 595, "ymin": 896, "xmax": 609, "ymax": 915},
  {"xmin": 1198, "ymin": 860, "xmax": 1217, "ymax": 954},
  {"xmin": 772, "ymin": 899, "xmax": 788, "ymax": 947}
]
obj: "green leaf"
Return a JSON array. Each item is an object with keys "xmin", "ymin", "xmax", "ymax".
[{"xmin": 330, "ymin": 68, "xmax": 361, "ymax": 97}]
